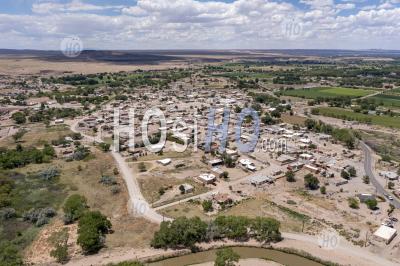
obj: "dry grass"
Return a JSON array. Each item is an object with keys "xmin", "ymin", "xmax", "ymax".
[
  {"xmin": 0, "ymin": 124, "xmax": 71, "ymax": 148},
  {"xmin": 281, "ymin": 114, "xmax": 307, "ymax": 126}
]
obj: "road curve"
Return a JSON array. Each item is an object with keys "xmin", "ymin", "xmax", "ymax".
[
  {"xmin": 69, "ymin": 119, "xmax": 169, "ymax": 224},
  {"xmin": 361, "ymin": 141, "xmax": 400, "ymax": 209}
]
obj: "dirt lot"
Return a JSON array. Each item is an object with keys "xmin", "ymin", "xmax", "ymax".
[{"xmin": 0, "ymin": 58, "xmax": 189, "ymax": 75}]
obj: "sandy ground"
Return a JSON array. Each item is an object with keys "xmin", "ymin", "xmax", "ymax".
[{"xmin": 0, "ymin": 58, "xmax": 189, "ymax": 75}]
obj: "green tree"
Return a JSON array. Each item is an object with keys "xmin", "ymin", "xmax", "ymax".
[
  {"xmin": 202, "ymin": 200, "xmax": 213, "ymax": 212},
  {"xmin": 285, "ymin": 170, "xmax": 295, "ymax": 182},
  {"xmin": 11, "ymin": 112, "xmax": 26, "ymax": 124},
  {"xmin": 77, "ymin": 211, "xmax": 112, "ymax": 254},
  {"xmin": 304, "ymin": 174, "xmax": 319, "ymax": 190},
  {"xmin": 388, "ymin": 181, "xmax": 395, "ymax": 190},
  {"xmin": 214, "ymin": 216, "xmax": 250, "ymax": 240},
  {"xmin": 365, "ymin": 198, "xmax": 378, "ymax": 210},
  {"xmin": 99, "ymin": 143, "xmax": 110, "ymax": 152},
  {"xmin": 250, "ymin": 217, "xmax": 281, "ymax": 243},
  {"xmin": 320, "ymin": 186, "xmax": 326, "ymax": 194},
  {"xmin": 363, "ymin": 175, "xmax": 370, "ymax": 184},
  {"xmin": 220, "ymin": 171, "xmax": 229, "ymax": 180},
  {"xmin": 214, "ymin": 248, "xmax": 240, "ymax": 266},
  {"xmin": 151, "ymin": 217, "xmax": 207, "ymax": 249},
  {"xmin": 341, "ymin": 170, "xmax": 350, "ymax": 180}
]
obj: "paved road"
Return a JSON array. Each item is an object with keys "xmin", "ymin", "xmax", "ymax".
[
  {"xmin": 361, "ymin": 141, "xmax": 400, "ymax": 209},
  {"xmin": 70, "ymin": 118, "xmax": 169, "ymax": 224}
]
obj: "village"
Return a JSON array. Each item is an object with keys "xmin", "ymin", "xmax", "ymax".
[{"xmin": 1, "ymin": 66, "xmax": 400, "ymax": 265}]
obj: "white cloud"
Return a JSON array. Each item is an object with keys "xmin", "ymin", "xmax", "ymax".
[
  {"xmin": 32, "ymin": 0, "xmax": 123, "ymax": 14},
  {"xmin": 0, "ymin": 0, "xmax": 397, "ymax": 50},
  {"xmin": 336, "ymin": 3, "xmax": 356, "ymax": 10}
]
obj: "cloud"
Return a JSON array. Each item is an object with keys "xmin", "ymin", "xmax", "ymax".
[
  {"xmin": 0, "ymin": 0, "xmax": 397, "ymax": 50},
  {"xmin": 32, "ymin": 0, "xmax": 123, "ymax": 14},
  {"xmin": 336, "ymin": 3, "xmax": 356, "ymax": 10}
]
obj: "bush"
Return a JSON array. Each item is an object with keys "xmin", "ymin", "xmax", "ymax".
[
  {"xmin": 50, "ymin": 243, "xmax": 69, "ymax": 264},
  {"xmin": 304, "ymin": 174, "xmax": 319, "ymax": 190},
  {"xmin": 320, "ymin": 186, "xmax": 326, "ymax": 194},
  {"xmin": 77, "ymin": 211, "xmax": 112, "ymax": 254},
  {"xmin": 365, "ymin": 198, "xmax": 378, "ymax": 210},
  {"xmin": 215, "ymin": 247, "xmax": 240, "ymax": 266},
  {"xmin": 99, "ymin": 176, "xmax": 117, "ymax": 186},
  {"xmin": 348, "ymin": 197, "xmax": 359, "ymax": 209},
  {"xmin": 138, "ymin": 162, "xmax": 147, "ymax": 172},
  {"xmin": 285, "ymin": 171, "xmax": 296, "ymax": 182},
  {"xmin": 99, "ymin": 143, "xmax": 110, "ymax": 152},
  {"xmin": 11, "ymin": 112, "xmax": 26, "ymax": 124},
  {"xmin": 0, "ymin": 241, "xmax": 23, "ymax": 266},
  {"xmin": 37, "ymin": 167, "xmax": 60, "ymax": 181},
  {"xmin": 111, "ymin": 185, "xmax": 121, "ymax": 194},
  {"xmin": 202, "ymin": 200, "xmax": 213, "ymax": 212},
  {"xmin": 63, "ymin": 194, "xmax": 88, "ymax": 224},
  {"xmin": 0, "ymin": 207, "xmax": 16, "ymax": 220},
  {"xmin": 22, "ymin": 207, "xmax": 56, "ymax": 227}
]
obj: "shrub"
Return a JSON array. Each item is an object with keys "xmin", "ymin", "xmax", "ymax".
[
  {"xmin": 0, "ymin": 241, "xmax": 23, "ymax": 266},
  {"xmin": 50, "ymin": 243, "xmax": 69, "ymax": 264},
  {"xmin": 98, "ymin": 143, "xmax": 110, "ymax": 152},
  {"xmin": 138, "ymin": 162, "xmax": 147, "ymax": 172},
  {"xmin": 111, "ymin": 185, "xmax": 121, "ymax": 195},
  {"xmin": 285, "ymin": 171, "xmax": 296, "ymax": 182},
  {"xmin": 304, "ymin": 174, "xmax": 319, "ymax": 190},
  {"xmin": 22, "ymin": 207, "xmax": 56, "ymax": 227},
  {"xmin": 320, "ymin": 186, "xmax": 326, "ymax": 194},
  {"xmin": 11, "ymin": 112, "xmax": 26, "ymax": 124},
  {"xmin": 365, "ymin": 198, "xmax": 378, "ymax": 210},
  {"xmin": 63, "ymin": 194, "xmax": 88, "ymax": 224},
  {"xmin": 202, "ymin": 200, "xmax": 213, "ymax": 212},
  {"xmin": 215, "ymin": 248, "xmax": 240, "ymax": 266},
  {"xmin": 99, "ymin": 176, "xmax": 117, "ymax": 186},
  {"xmin": 77, "ymin": 211, "xmax": 112, "ymax": 254},
  {"xmin": 0, "ymin": 207, "xmax": 16, "ymax": 220},
  {"xmin": 37, "ymin": 167, "xmax": 60, "ymax": 181},
  {"xmin": 348, "ymin": 197, "xmax": 359, "ymax": 209}
]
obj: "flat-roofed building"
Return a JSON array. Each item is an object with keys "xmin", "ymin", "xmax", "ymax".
[
  {"xmin": 249, "ymin": 175, "xmax": 274, "ymax": 186},
  {"xmin": 373, "ymin": 225, "xmax": 397, "ymax": 244}
]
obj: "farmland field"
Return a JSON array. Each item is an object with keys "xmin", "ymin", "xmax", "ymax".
[
  {"xmin": 280, "ymin": 87, "xmax": 376, "ymax": 99},
  {"xmin": 313, "ymin": 107, "xmax": 400, "ymax": 129},
  {"xmin": 368, "ymin": 94, "xmax": 400, "ymax": 108}
]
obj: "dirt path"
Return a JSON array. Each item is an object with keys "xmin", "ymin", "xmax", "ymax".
[{"xmin": 69, "ymin": 118, "xmax": 169, "ymax": 224}]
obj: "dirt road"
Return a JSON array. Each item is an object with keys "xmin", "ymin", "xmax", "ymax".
[{"xmin": 69, "ymin": 118, "xmax": 169, "ymax": 224}]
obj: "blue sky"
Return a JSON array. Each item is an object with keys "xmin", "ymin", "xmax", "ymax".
[{"xmin": 0, "ymin": 0, "xmax": 399, "ymax": 50}]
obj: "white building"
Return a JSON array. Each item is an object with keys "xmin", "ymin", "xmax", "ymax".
[
  {"xmin": 199, "ymin": 173, "xmax": 216, "ymax": 184},
  {"xmin": 373, "ymin": 225, "xmax": 397, "ymax": 244},
  {"xmin": 249, "ymin": 175, "xmax": 274, "ymax": 186},
  {"xmin": 157, "ymin": 158, "xmax": 172, "ymax": 166}
]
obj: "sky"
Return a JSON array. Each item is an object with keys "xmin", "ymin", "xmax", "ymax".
[{"xmin": 0, "ymin": 0, "xmax": 400, "ymax": 50}]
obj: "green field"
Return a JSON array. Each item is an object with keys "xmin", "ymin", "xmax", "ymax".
[
  {"xmin": 280, "ymin": 87, "xmax": 376, "ymax": 99},
  {"xmin": 313, "ymin": 107, "xmax": 400, "ymax": 129},
  {"xmin": 369, "ymin": 94, "xmax": 400, "ymax": 108}
]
